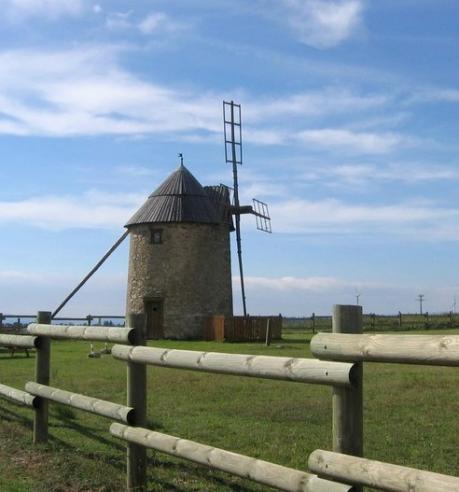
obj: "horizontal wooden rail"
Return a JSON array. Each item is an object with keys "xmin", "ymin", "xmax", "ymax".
[
  {"xmin": 27, "ymin": 324, "xmax": 136, "ymax": 344},
  {"xmin": 308, "ymin": 450, "xmax": 459, "ymax": 492},
  {"xmin": 111, "ymin": 345, "xmax": 356, "ymax": 387},
  {"xmin": 0, "ymin": 383, "xmax": 38, "ymax": 408},
  {"xmin": 2, "ymin": 314, "xmax": 36, "ymax": 318},
  {"xmin": 0, "ymin": 334, "xmax": 39, "ymax": 348},
  {"xmin": 111, "ymin": 424, "xmax": 352, "ymax": 492},
  {"xmin": 311, "ymin": 333, "xmax": 459, "ymax": 366},
  {"xmin": 25, "ymin": 382, "xmax": 135, "ymax": 424}
]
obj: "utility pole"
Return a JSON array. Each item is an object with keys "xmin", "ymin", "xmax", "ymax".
[
  {"xmin": 417, "ymin": 294, "xmax": 425, "ymax": 315},
  {"xmin": 355, "ymin": 293, "xmax": 361, "ymax": 305}
]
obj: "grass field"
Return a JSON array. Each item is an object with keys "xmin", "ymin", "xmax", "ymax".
[
  {"xmin": 284, "ymin": 312, "xmax": 459, "ymax": 332},
  {"xmin": 0, "ymin": 328, "xmax": 458, "ymax": 491}
]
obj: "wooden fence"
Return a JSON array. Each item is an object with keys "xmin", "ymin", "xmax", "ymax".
[
  {"xmin": 0, "ymin": 305, "xmax": 458, "ymax": 491},
  {"xmin": 0, "ymin": 313, "xmax": 125, "ymax": 331},
  {"xmin": 203, "ymin": 315, "xmax": 282, "ymax": 341},
  {"xmin": 285, "ymin": 311, "xmax": 459, "ymax": 333}
]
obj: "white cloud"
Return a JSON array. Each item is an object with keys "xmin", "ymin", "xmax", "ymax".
[
  {"xmin": 233, "ymin": 275, "xmax": 459, "ymax": 315},
  {"xmin": 242, "ymin": 275, "xmax": 345, "ymax": 291},
  {"xmin": 245, "ymin": 89, "xmax": 388, "ymax": 120},
  {"xmin": 105, "ymin": 11, "xmax": 133, "ymax": 30},
  {"xmin": 302, "ymin": 162, "xmax": 459, "ymax": 186},
  {"xmin": 0, "ymin": 43, "xmax": 414, "ymax": 157},
  {"xmin": 279, "ymin": 0, "xmax": 364, "ymax": 48},
  {"xmin": 409, "ymin": 87, "xmax": 459, "ymax": 104},
  {"xmin": 295, "ymin": 128, "xmax": 402, "ymax": 153},
  {"xmin": 337, "ymin": 163, "xmax": 459, "ymax": 183},
  {"xmin": 136, "ymin": 12, "xmax": 189, "ymax": 35},
  {"xmin": 0, "ymin": 45, "xmax": 402, "ymax": 154},
  {"xmin": 0, "ymin": 45, "xmax": 223, "ymax": 137},
  {"xmin": 105, "ymin": 11, "xmax": 185, "ymax": 35},
  {"xmin": 270, "ymin": 198, "xmax": 459, "ymax": 237},
  {"xmin": 0, "ymin": 190, "xmax": 143, "ymax": 230},
  {"xmin": 138, "ymin": 12, "xmax": 166, "ymax": 33},
  {"xmin": 138, "ymin": 12, "xmax": 185, "ymax": 35},
  {"xmin": 2, "ymin": 185, "xmax": 459, "ymax": 241},
  {"xmin": 4, "ymin": 0, "xmax": 84, "ymax": 20}
]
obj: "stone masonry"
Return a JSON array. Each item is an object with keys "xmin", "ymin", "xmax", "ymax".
[{"xmin": 126, "ymin": 222, "xmax": 233, "ymax": 339}]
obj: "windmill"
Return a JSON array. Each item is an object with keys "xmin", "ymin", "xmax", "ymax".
[{"xmin": 223, "ymin": 100, "xmax": 272, "ymax": 317}]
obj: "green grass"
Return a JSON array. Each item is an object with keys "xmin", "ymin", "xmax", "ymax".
[
  {"xmin": 0, "ymin": 329, "xmax": 458, "ymax": 491},
  {"xmin": 284, "ymin": 312, "xmax": 459, "ymax": 333}
]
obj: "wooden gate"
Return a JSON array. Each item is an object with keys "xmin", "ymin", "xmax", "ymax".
[
  {"xmin": 144, "ymin": 299, "xmax": 163, "ymax": 339},
  {"xmin": 204, "ymin": 315, "xmax": 282, "ymax": 342}
]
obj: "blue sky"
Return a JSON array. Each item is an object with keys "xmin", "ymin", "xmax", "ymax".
[{"xmin": 1, "ymin": 0, "xmax": 459, "ymax": 317}]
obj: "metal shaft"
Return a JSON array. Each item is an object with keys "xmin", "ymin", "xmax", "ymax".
[
  {"xmin": 230, "ymin": 101, "xmax": 247, "ymax": 317},
  {"xmin": 52, "ymin": 230, "xmax": 129, "ymax": 319}
]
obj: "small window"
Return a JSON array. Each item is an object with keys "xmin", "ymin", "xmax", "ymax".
[{"xmin": 150, "ymin": 229, "xmax": 163, "ymax": 244}]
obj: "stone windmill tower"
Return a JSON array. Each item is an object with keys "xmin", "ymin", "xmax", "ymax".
[{"xmin": 125, "ymin": 160, "xmax": 233, "ymax": 339}]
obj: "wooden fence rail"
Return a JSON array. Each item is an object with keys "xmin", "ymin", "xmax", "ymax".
[
  {"xmin": 111, "ymin": 345, "xmax": 356, "ymax": 387},
  {"xmin": 110, "ymin": 423, "xmax": 352, "ymax": 492},
  {"xmin": 0, "ymin": 305, "xmax": 458, "ymax": 491},
  {"xmin": 25, "ymin": 382, "xmax": 135, "ymax": 424},
  {"xmin": 308, "ymin": 450, "xmax": 459, "ymax": 492},
  {"xmin": 0, "ymin": 334, "xmax": 39, "ymax": 348},
  {"xmin": 27, "ymin": 323, "xmax": 136, "ymax": 344},
  {"xmin": 311, "ymin": 333, "xmax": 459, "ymax": 366},
  {"xmin": 0, "ymin": 383, "xmax": 38, "ymax": 408}
]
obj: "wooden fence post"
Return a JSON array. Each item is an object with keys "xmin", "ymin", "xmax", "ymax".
[
  {"xmin": 332, "ymin": 305, "xmax": 363, "ymax": 492},
  {"xmin": 0, "ymin": 313, "xmax": 3, "ymax": 329},
  {"xmin": 126, "ymin": 313, "xmax": 147, "ymax": 491},
  {"xmin": 312, "ymin": 312, "xmax": 316, "ymax": 334},
  {"xmin": 34, "ymin": 310, "xmax": 51, "ymax": 444},
  {"xmin": 398, "ymin": 311, "xmax": 402, "ymax": 329},
  {"xmin": 265, "ymin": 318, "xmax": 271, "ymax": 346}
]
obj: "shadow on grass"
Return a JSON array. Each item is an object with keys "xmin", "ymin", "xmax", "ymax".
[
  {"xmin": 0, "ymin": 401, "xmax": 125, "ymax": 471},
  {"xmin": 148, "ymin": 456, "xmax": 259, "ymax": 492},
  {"xmin": 0, "ymin": 405, "xmax": 263, "ymax": 491},
  {"xmin": 280, "ymin": 338, "xmax": 311, "ymax": 345},
  {"xmin": 0, "ymin": 403, "xmax": 33, "ymax": 428},
  {"xmin": 0, "ymin": 354, "xmax": 35, "ymax": 361},
  {"xmin": 51, "ymin": 414, "xmax": 125, "ymax": 455}
]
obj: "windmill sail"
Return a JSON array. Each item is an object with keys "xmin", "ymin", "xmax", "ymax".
[
  {"xmin": 223, "ymin": 101, "xmax": 247, "ymax": 316},
  {"xmin": 223, "ymin": 100, "xmax": 272, "ymax": 317}
]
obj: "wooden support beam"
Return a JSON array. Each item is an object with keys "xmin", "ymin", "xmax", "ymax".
[
  {"xmin": 111, "ymin": 424, "xmax": 353, "ymax": 492},
  {"xmin": 25, "ymin": 382, "xmax": 135, "ymax": 424},
  {"xmin": 111, "ymin": 345, "xmax": 355, "ymax": 387},
  {"xmin": 126, "ymin": 313, "xmax": 147, "ymax": 491},
  {"xmin": 33, "ymin": 310, "xmax": 51, "ymax": 444},
  {"xmin": 0, "ymin": 334, "xmax": 39, "ymax": 348},
  {"xmin": 27, "ymin": 323, "xmax": 136, "ymax": 344},
  {"xmin": 311, "ymin": 333, "xmax": 459, "ymax": 367},
  {"xmin": 331, "ymin": 305, "xmax": 363, "ymax": 492},
  {"xmin": 0, "ymin": 383, "xmax": 38, "ymax": 408},
  {"xmin": 308, "ymin": 450, "xmax": 459, "ymax": 492}
]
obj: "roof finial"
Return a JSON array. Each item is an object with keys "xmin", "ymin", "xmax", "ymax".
[{"xmin": 178, "ymin": 153, "xmax": 184, "ymax": 167}]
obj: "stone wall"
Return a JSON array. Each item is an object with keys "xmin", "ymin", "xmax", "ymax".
[{"xmin": 126, "ymin": 223, "xmax": 233, "ymax": 339}]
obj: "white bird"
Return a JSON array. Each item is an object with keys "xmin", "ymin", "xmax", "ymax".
[
  {"xmin": 100, "ymin": 343, "xmax": 112, "ymax": 355},
  {"xmin": 88, "ymin": 344, "xmax": 101, "ymax": 358}
]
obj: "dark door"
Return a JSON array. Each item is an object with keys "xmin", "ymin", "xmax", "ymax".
[{"xmin": 144, "ymin": 299, "xmax": 163, "ymax": 339}]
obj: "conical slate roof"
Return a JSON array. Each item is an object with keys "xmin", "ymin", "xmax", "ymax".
[{"xmin": 125, "ymin": 164, "xmax": 221, "ymax": 227}]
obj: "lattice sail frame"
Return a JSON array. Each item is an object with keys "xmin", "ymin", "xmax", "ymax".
[
  {"xmin": 252, "ymin": 198, "xmax": 272, "ymax": 233},
  {"xmin": 223, "ymin": 101, "xmax": 242, "ymax": 165}
]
